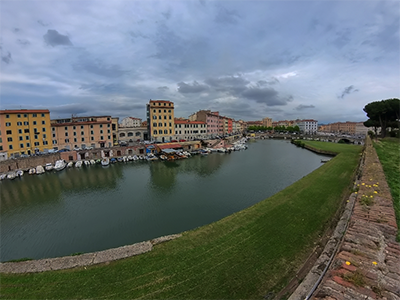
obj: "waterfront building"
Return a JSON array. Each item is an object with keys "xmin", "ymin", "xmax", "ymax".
[
  {"xmin": 173, "ymin": 118, "xmax": 207, "ymax": 141},
  {"xmin": 319, "ymin": 121, "xmax": 368, "ymax": 135},
  {"xmin": 189, "ymin": 110, "xmax": 222, "ymax": 138},
  {"xmin": 51, "ymin": 116, "xmax": 115, "ymax": 150},
  {"xmin": 0, "ymin": 109, "xmax": 52, "ymax": 158},
  {"xmin": 246, "ymin": 120, "xmax": 263, "ymax": 128},
  {"xmin": 146, "ymin": 100, "xmax": 175, "ymax": 142},
  {"xmin": 118, "ymin": 126, "xmax": 149, "ymax": 142},
  {"xmin": 120, "ymin": 117, "xmax": 142, "ymax": 127},
  {"xmin": 295, "ymin": 119, "xmax": 318, "ymax": 134}
]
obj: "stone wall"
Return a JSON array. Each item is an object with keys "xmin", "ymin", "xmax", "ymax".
[{"xmin": 0, "ymin": 154, "xmax": 61, "ymax": 173}]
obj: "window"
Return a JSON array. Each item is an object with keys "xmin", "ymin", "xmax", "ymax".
[
  {"xmin": 6, "ymin": 122, "xmax": 11, "ymax": 127},
  {"xmin": 90, "ymin": 125, "xmax": 93, "ymax": 128},
  {"xmin": 24, "ymin": 121, "xmax": 28, "ymax": 125},
  {"xmin": 65, "ymin": 126, "xmax": 68, "ymax": 130},
  {"xmin": 19, "ymin": 136, "xmax": 23, "ymax": 141},
  {"xmin": 153, "ymin": 116, "xmax": 157, "ymax": 119},
  {"xmin": 164, "ymin": 116, "xmax": 167, "ymax": 119},
  {"xmin": 81, "ymin": 131, "xmax": 84, "ymax": 135},
  {"xmin": 0, "ymin": 146, "xmax": 2, "ymax": 151},
  {"xmin": 20, "ymin": 143, "xmax": 24, "ymax": 148},
  {"xmin": 42, "ymin": 121, "xmax": 45, "ymax": 125},
  {"xmin": 17, "ymin": 122, "xmax": 22, "ymax": 126},
  {"xmin": 65, "ymin": 139, "xmax": 69, "ymax": 143},
  {"xmin": 26, "ymin": 136, "xmax": 29, "ymax": 140},
  {"xmin": 136, "ymin": 132, "xmax": 141, "ymax": 136},
  {"xmin": 42, "ymin": 128, "xmax": 46, "ymax": 132},
  {"xmin": 153, "ymin": 109, "xmax": 156, "ymax": 113},
  {"xmin": 100, "ymin": 136, "xmax": 104, "ymax": 140},
  {"xmin": 153, "ymin": 130, "xmax": 157, "ymax": 134},
  {"xmin": 100, "ymin": 124, "xmax": 103, "ymax": 128},
  {"xmin": 74, "ymin": 132, "xmax": 77, "ymax": 136},
  {"xmin": 9, "ymin": 145, "xmax": 13, "ymax": 150},
  {"xmin": 74, "ymin": 138, "xmax": 77, "ymax": 142},
  {"xmin": 159, "ymin": 123, "xmax": 162, "ymax": 127},
  {"xmin": 34, "ymin": 142, "xmax": 39, "ymax": 146},
  {"xmin": 164, "ymin": 130, "xmax": 168, "ymax": 134},
  {"xmin": 18, "ymin": 129, "xmax": 22, "ymax": 134},
  {"xmin": 108, "ymin": 136, "xmax": 110, "ymax": 139},
  {"xmin": 33, "ymin": 114, "xmax": 37, "ymax": 117},
  {"xmin": 26, "ymin": 143, "xmax": 30, "ymax": 147},
  {"xmin": 164, "ymin": 109, "xmax": 166, "ymax": 113},
  {"xmin": 6, "ymin": 130, "xmax": 12, "ymax": 135},
  {"xmin": 169, "ymin": 116, "xmax": 171, "ymax": 119},
  {"xmin": 91, "ymin": 137, "xmax": 94, "ymax": 141},
  {"xmin": 159, "ymin": 116, "xmax": 162, "ymax": 119},
  {"xmin": 24, "ymin": 129, "xmax": 29, "ymax": 133},
  {"xmin": 159, "ymin": 130, "xmax": 162, "ymax": 134},
  {"xmin": 81, "ymin": 138, "xmax": 85, "ymax": 142},
  {"xmin": 169, "ymin": 110, "xmax": 171, "ymax": 113},
  {"xmin": 159, "ymin": 110, "xmax": 161, "ymax": 113},
  {"xmin": 53, "ymin": 140, "xmax": 57, "ymax": 144},
  {"xmin": 100, "ymin": 130, "xmax": 104, "ymax": 134},
  {"xmin": 6, "ymin": 114, "xmax": 9, "ymax": 118},
  {"xmin": 107, "ymin": 124, "xmax": 110, "ymax": 128},
  {"xmin": 43, "ymin": 134, "xmax": 46, "ymax": 138},
  {"xmin": 91, "ymin": 130, "xmax": 94, "ymax": 135},
  {"xmin": 128, "ymin": 132, "xmax": 133, "ymax": 137},
  {"xmin": 41, "ymin": 113, "xmax": 45, "ymax": 117},
  {"xmin": 81, "ymin": 125, "xmax": 84, "ymax": 129},
  {"xmin": 65, "ymin": 132, "xmax": 68, "ymax": 137},
  {"xmin": 24, "ymin": 114, "xmax": 27, "ymax": 117},
  {"xmin": 34, "ymin": 135, "xmax": 38, "ymax": 139},
  {"xmin": 52, "ymin": 133, "xmax": 55, "ymax": 138},
  {"xmin": 153, "ymin": 123, "xmax": 157, "ymax": 127},
  {"xmin": 107, "ymin": 129, "xmax": 110, "ymax": 133}
]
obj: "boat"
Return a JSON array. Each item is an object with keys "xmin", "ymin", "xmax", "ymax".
[
  {"xmin": 110, "ymin": 158, "xmax": 117, "ymax": 163},
  {"xmin": 95, "ymin": 159, "xmax": 101, "ymax": 164},
  {"xmin": 101, "ymin": 157, "xmax": 110, "ymax": 166},
  {"xmin": 44, "ymin": 163, "xmax": 53, "ymax": 171},
  {"xmin": 75, "ymin": 161, "xmax": 83, "ymax": 168},
  {"xmin": 321, "ymin": 158, "xmax": 331, "ymax": 163},
  {"xmin": 133, "ymin": 155, "xmax": 138, "ymax": 161},
  {"xmin": 90, "ymin": 159, "xmax": 96, "ymax": 165},
  {"xmin": 28, "ymin": 168, "xmax": 36, "ymax": 175},
  {"xmin": 127, "ymin": 155, "xmax": 133, "ymax": 161},
  {"xmin": 54, "ymin": 160, "xmax": 67, "ymax": 171},
  {"xmin": 199, "ymin": 149, "xmax": 208, "ymax": 156},
  {"xmin": 146, "ymin": 153, "xmax": 158, "ymax": 161},
  {"xmin": 67, "ymin": 161, "xmax": 74, "ymax": 168},
  {"xmin": 117, "ymin": 157, "xmax": 123, "ymax": 162},
  {"xmin": 36, "ymin": 165, "xmax": 45, "ymax": 174},
  {"xmin": 7, "ymin": 171, "xmax": 17, "ymax": 180},
  {"xmin": 0, "ymin": 174, "xmax": 7, "ymax": 180},
  {"xmin": 84, "ymin": 160, "xmax": 90, "ymax": 166},
  {"xmin": 16, "ymin": 170, "xmax": 24, "ymax": 177}
]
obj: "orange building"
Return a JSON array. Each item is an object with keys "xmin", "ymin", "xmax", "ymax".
[
  {"xmin": 146, "ymin": 100, "xmax": 175, "ymax": 142},
  {"xmin": 0, "ymin": 109, "xmax": 52, "ymax": 158},
  {"xmin": 51, "ymin": 116, "xmax": 115, "ymax": 150}
]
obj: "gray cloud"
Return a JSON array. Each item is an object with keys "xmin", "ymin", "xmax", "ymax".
[
  {"xmin": 2, "ymin": 52, "xmax": 12, "ymax": 64},
  {"xmin": 295, "ymin": 104, "xmax": 315, "ymax": 111},
  {"xmin": 38, "ymin": 20, "xmax": 49, "ymax": 26},
  {"xmin": 158, "ymin": 86, "xmax": 169, "ymax": 91},
  {"xmin": 177, "ymin": 81, "xmax": 209, "ymax": 94},
  {"xmin": 241, "ymin": 87, "xmax": 293, "ymax": 106},
  {"xmin": 339, "ymin": 85, "xmax": 359, "ymax": 99},
  {"xmin": 214, "ymin": 6, "xmax": 241, "ymax": 24},
  {"xmin": 43, "ymin": 29, "xmax": 73, "ymax": 47},
  {"xmin": 73, "ymin": 57, "xmax": 129, "ymax": 78},
  {"xmin": 205, "ymin": 75, "xmax": 249, "ymax": 94},
  {"xmin": 17, "ymin": 39, "xmax": 30, "ymax": 46}
]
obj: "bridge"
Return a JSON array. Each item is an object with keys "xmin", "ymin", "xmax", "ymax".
[{"xmin": 251, "ymin": 133, "xmax": 365, "ymax": 145}]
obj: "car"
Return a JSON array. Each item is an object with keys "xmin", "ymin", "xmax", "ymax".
[
  {"xmin": 179, "ymin": 139, "xmax": 186, "ymax": 142},
  {"xmin": 171, "ymin": 140, "xmax": 178, "ymax": 142}
]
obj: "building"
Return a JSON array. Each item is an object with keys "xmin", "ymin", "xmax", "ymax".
[
  {"xmin": 189, "ymin": 110, "xmax": 221, "ymax": 138},
  {"xmin": 295, "ymin": 119, "xmax": 318, "ymax": 134},
  {"xmin": 146, "ymin": 100, "xmax": 175, "ymax": 142},
  {"xmin": 120, "ymin": 117, "xmax": 142, "ymax": 127},
  {"xmin": 0, "ymin": 109, "xmax": 52, "ymax": 158},
  {"xmin": 173, "ymin": 118, "xmax": 207, "ymax": 141},
  {"xmin": 51, "ymin": 116, "xmax": 115, "ymax": 150},
  {"xmin": 262, "ymin": 117, "xmax": 272, "ymax": 128},
  {"xmin": 319, "ymin": 121, "xmax": 368, "ymax": 136}
]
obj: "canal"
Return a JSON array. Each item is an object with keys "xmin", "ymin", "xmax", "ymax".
[{"xmin": 0, "ymin": 139, "xmax": 331, "ymax": 262}]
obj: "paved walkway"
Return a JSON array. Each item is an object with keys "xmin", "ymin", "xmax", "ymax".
[
  {"xmin": 0, "ymin": 234, "xmax": 181, "ymax": 274},
  {"xmin": 311, "ymin": 139, "xmax": 400, "ymax": 300}
]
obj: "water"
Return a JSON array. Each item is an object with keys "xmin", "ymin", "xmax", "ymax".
[{"xmin": 0, "ymin": 139, "xmax": 330, "ymax": 262}]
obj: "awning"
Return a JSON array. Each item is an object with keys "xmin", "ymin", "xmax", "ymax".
[
  {"xmin": 163, "ymin": 149, "xmax": 177, "ymax": 154},
  {"xmin": 157, "ymin": 143, "xmax": 182, "ymax": 149}
]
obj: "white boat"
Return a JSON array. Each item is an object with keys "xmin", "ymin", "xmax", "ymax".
[
  {"xmin": 54, "ymin": 160, "xmax": 67, "ymax": 171},
  {"xmin": 7, "ymin": 172, "xmax": 17, "ymax": 180},
  {"xmin": 0, "ymin": 174, "xmax": 7, "ymax": 180},
  {"xmin": 84, "ymin": 160, "xmax": 90, "ymax": 166},
  {"xmin": 16, "ymin": 170, "xmax": 24, "ymax": 177},
  {"xmin": 127, "ymin": 155, "xmax": 133, "ymax": 161},
  {"xmin": 67, "ymin": 161, "xmax": 74, "ymax": 168},
  {"xmin": 75, "ymin": 161, "xmax": 83, "ymax": 168},
  {"xmin": 123, "ymin": 156, "xmax": 128, "ymax": 162},
  {"xmin": 133, "ymin": 155, "xmax": 138, "ymax": 161},
  {"xmin": 90, "ymin": 159, "xmax": 96, "ymax": 165},
  {"xmin": 36, "ymin": 165, "xmax": 45, "ymax": 174},
  {"xmin": 45, "ymin": 163, "xmax": 53, "ymax": 171},
  {"xmin": 29, "ymin": 168, "xmax": 36, "ymax": 175},
  {"xmin": 101, "ymin": 157, "xmax": 110, "ymax": 166},
  {"xmin": 146, "ymin": 153, "xmax": 158, "ymax": 161}
]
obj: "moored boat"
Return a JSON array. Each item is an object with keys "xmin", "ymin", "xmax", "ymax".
[
  {"xmin": 28, "ymin": 168, "xmax": 36, "ymax": 175},
  {"xmin": 44, "ymin": 163, "xmax": 53, "ymax": 171},
  {"xmin": 67, "ymin": 161, "xmax": 74, "ymax": 168},
  {"xmin": 101, "ymin": 157, "xmax": 110, "ymax": 166},
  {"xmin": 75, "ymin": 161, "xmax": 83, "ymax": 168},
  {"xmin": 36, "ymin": 165, "xmax": 45, "ymax": 174},
  {"xmin": 16, "ymin": 170, "xmax": 24, "ymax": 177},
  {"xmin": 54, "ymin": 160, "xmax": 67, "ymax": 171},
  {"xmin": 7, "ymin": 171, "xmax": 17, "ymax": 180}
]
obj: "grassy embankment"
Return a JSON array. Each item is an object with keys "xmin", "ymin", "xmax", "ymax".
[
  {"xmin": 373, "ymin": 137, "xmax": 400, "ymax": 240},
  {"xmin": 1, "ymin": 141, "xmax": 362, "ymax": 299}
]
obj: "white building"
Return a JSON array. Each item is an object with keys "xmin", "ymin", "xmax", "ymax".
[
  {"xmin": 120, "ymin": 117, "xmax": 142, "ymax": 128},
  {"xmin": 296, "ymin": 119, "xmax": 318, "ymax": 134}
]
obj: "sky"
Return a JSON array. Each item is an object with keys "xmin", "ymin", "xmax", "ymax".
[{"xmin": 0, "ymin": 0, "xmax": 399, "ymax": 124}]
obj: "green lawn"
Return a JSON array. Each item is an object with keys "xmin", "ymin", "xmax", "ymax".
[
  {"xmin": 0, "ymin": 142, "xmax": 362, "ymax": 299},
  {"xmin": 373, "ymin": 138, "xmax": 400, "ymax": 240}
]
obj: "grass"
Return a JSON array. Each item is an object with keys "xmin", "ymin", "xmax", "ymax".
[
  {"xmin": 373, "ymin": 137, "xmax": 400, "ymax": 240},
  {"xmin": 0, "ymin": 141, "xmax": 362, "ymax": 299}
]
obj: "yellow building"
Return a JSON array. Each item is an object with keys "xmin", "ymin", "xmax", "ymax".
[
  {"xmin": 146, "ymin": 100, "xmax": 175, "ymax": 142},
  {"xmin": 0, "ymin": 109, "xmax": 52, "ymax": 158}
]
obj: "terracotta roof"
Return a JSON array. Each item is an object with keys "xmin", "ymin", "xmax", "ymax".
[{"xmin": 0, "ymin": 109, "xmax": 49, "ymax": 114}]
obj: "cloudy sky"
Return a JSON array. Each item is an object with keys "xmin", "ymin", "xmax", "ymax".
[{"xmin": 1, "ymin": 0, "xmax": 399, "ymax": 124}]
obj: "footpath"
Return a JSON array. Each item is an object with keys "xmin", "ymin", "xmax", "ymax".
[{"xmin": 291, "ymin": 137, "xmax": 399, "ymax": 300}]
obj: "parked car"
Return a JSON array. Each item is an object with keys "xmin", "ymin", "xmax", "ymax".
[{"xmin": 179, "ymin": 139, "xmax": 186, "ymax": 142}]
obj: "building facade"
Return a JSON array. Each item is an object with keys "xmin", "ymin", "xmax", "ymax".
[
  {"xmin": 146, "ymin": 100, "xmax": 175, "ymax": 142},
  {"xmin": 0, "ymin": 109, "xmax": 52, "ymax": 158},
  {"xmin": 120, "ymin": 117, "xmax": 142, "ymax": 127},
  {"xmin": 51, "ymin": 116, "xmax": 115, "ymax": 150},
  {"xmin": 296, "ymin": 119, "xmax": 318, "ymax": 134},
  {"xmin": 173, "ymin": 119, "xmax": 207, "ymax": 140},
  {"xmin": 262, "ymin": 117, "xmax": 272, "ymax": 128}
]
